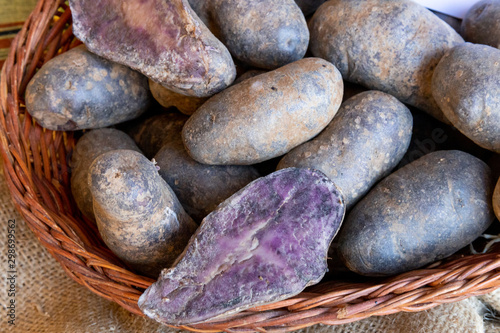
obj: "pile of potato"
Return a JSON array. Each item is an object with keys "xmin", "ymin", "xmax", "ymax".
[{"xmin": 25, "ymin": 0, "xmax": 500, "ymax": 326}]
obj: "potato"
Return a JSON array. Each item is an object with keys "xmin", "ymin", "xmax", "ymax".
[
  {"xmin": 148, "ymin": 70, "xmax": 266, "ymax": 116},
  {"xmin": 278, "ymin": 91, "xmax": 412, "ymax": 209},
  {"xmin": 432, "ymin": 43, "xmax": 500, "ymax": 153},
  {"xmin": 462, "ymin": 0, "xmax": 500, "ymax": 49},
  {"xmin": 154, "ymin": 132, "xmax": 260, "ymax": 222},
  {"xmin": 70, "ymin": 0, "xmax": 236, "ymax": 97},
  {"xmin": 182, "ymin": 58, "xmax": 343, "ymax": 165},
  {"xmin": 308, "ymin": 0, "xmax": 464, "ymax": 123},
  {"xmin": 337, "ymin": 150, "xmax": 495, "ymax": 276},
  {"xmin": 89, "ymin": 150, "xmax": 198, "ymax": 277},
  {"xmin": 71, "ymin": 129, "xmax": 141, "ymax": 220},
  {"xmin": 25, "ymin": 45, "xmax": 150, "ymax": 131},
  {"xmin": 139, "ymin": 168, "xmax": 345, "ymax": 325},
  {"xmin": 494, "ymin": 178, "xmax": 500, "ymax": 221},
  {"xmin": 128, "ymin": 113, "xmax": 189, "ymax": 159},
  {"xmin": 149, "ymin": 80, "xmax": 207, "ymax": 116},
  {"xmin": 188, "ymin": 0, "xmax": 309, "ymax": 69}
]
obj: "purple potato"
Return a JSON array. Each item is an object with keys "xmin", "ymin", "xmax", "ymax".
[
  {"xmin": 25, "ymin": 45, "xmax": 151, "ymax": 131},
  {"xmin": 188, "ymin": 0, "xmax": 309, "ymax": 69},
  {"xmin": 309, "ymin": 0, "xmax": 464, "ymax": 123},
  {"xmin": 71, "ymin": 128, "xmax": 141, "ymax": 220},
  {"xmin": 90, "ymin": 150, "xmax": 198, "ymax": 277},
  {"xmin": 432, "ymin": 43, "xmax": 500, "ymax": 153},
  {"xmin": 338, "ymin": 150, "xmax": 495, "ymax": 276},
  {"xmin": 138, "ymin": 167, "xmax": 345, "ymax": 325},
  {"xmin": 182, "ymin": 58, "xmax": 343, "ymax": 165},
  {"xmin": 278, "ymin": 91, "xmax": 413, "ymax": 209},
  {"xmin": 70, "ymin": 0, "xmax": 236, "ymax": 97},
  {"xmin": 155, "ymin": 138, "xmax": 260, "ymax": 222},
  {"xmin": 462, "ymin": 0, "xmax": 500, "ymax": 48}
]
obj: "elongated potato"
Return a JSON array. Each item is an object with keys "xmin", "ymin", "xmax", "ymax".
[
  {"xmin": 90, "ymin": 150, "xmax": 198, "ymax": 277},
  {"xmin": 337, "ymin": 150, "xmax": 495, "ymax": 276},
  {"xmin": 278, "ymin": 91, "xmax": 413, "ymax": 209},
  {"xmin": 183, "ymin": 58, "xmax": 343, "ymax": 165},
  {"xmin": 462, "ymin": 0, "xmax": 500, "ymax": 48},
  {"xmin": 71, "ymin": 129, "xmax": 141, "ymax": 220},
  {"xmin": 139, "ymin": 168, "xmax": 345, "ymax": 325},
  {"xmin": 309, "ymin": 0, "xmax": 464, "ymax": 123},
  {"xmin": 432, "ymin": 43, "xmax": 500, "ymax": 153},
  {"xmin": 70, "ymin": 0, "xmax": 236, "ymax": 97},
  {"xmin": 188, "ymin": 0, "xmax": 309, "ymax": 69},
  {"xmin": 25, "ymin": 46, "xmax": 150, "ymax": 131}
]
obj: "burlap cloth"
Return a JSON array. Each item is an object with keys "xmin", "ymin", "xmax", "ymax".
[{"xmin": 0, "ymin": 163, "xmax": 497, "ymax": 333}]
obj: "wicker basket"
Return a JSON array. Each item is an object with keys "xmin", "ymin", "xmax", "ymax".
[{"xmin": 1, "ymin": 0, "xmax": 500, "ymax": 331}]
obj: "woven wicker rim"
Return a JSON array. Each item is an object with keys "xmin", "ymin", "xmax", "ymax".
[{"xmin": 1, "ymin": 1, "xmax": 500, "ymax": 331}]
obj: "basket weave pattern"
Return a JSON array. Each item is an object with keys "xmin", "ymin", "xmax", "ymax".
[{"xmin": 1, "ymin": 1, "xmax": 500, "ymax": 331}]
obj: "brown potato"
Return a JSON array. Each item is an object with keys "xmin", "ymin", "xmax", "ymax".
[
  {"xmin": 278, "ymin": 91, "xmax": 413, "ymax": 209},
  {"xmin": 90, "ymin": 150, "xmax": 197, "ymax": 277},
  {"xmin": 182, "ymin": 58, "xmax": 343, "ymax": 165},
  {"xmin": 308, "ymin": 0, "xmax": 464, "ymax": 123},
  {"xmin": 71, "ymin": 128, "xmax": 141, "ymax": 220},
  {"xmin": 432, "ymin": 43, "xmax": 500, "ymax": 153}
]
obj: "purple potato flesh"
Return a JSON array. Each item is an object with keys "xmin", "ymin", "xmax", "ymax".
[
  {"xmin": 138, "ymin": 167, "xmax": 345, "ymax": 325},
  {"xmin": 70, "ymin": 0, "xmax": 236, "ymax": 97}
]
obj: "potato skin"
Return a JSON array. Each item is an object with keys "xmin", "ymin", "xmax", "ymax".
[
  {"xmin": 70, "ymin": 0, "xmax": 236, "ymax": 97},
  {"xmin": 25, "ymin": 46, "xmax": 151, "ymax": 131},
  {"xmin": 494, "ymin": 178, "xmax": 500, "ymax": 221},
  {"xmin": 154, "ymin": 133, "xmax": 260, "ymax": 222},
  {"xmin": 337, "ymin": 150, "xmax": 495, "ymax": 276},
  {"xmin": 182, "ymin": 58, "xmax": 343, "ymax": 165},
  {"xmin": 432, "ymin": 43, "xmax": 500, "ymax": 153},
  {"xmin": 128, "ymin": 113, "xmax": 189, "ymax": 159},
  {"xmin": 149, "ymin": 80, "xmax": 207, "ymax": 116},
  {"xmin": 71, "ymin": 129, "xmax": 141, "ymax": 220},
  {"xmin": 462, "ymin": 0, "xmax": 500, "ymax": 49},
  {"xmin": 309, "ymin": 0, "xmax": 464, "ymax": 123},
  {"xmin": 278, "ymin": 91, "xmax": 412, "ymax": 209},
  {"xmin": 90, "ymin": 150, "xmax": 197, "ymax": 277},
  {"xmin": 189, "ymin": 0, "xmax": 309, "ymax": 69}
]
